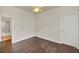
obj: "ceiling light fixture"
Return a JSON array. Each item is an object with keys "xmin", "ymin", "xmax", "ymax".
[{"xmin": 32, "ymin": 6, "xmax": 43, "ymax": 14}]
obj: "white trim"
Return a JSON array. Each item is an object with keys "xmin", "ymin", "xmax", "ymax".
[
  {"xmin": 0, "ymin": 16, "xmax": 1, "ymax": 41},
  {"xmin": 12, "ymin": 36, "xmax": 79, "ymax": 49},
  {"xmin": 36, "ymin": 36, "xmax": 62, "ymax": 44},
  {"xmin": 12, "ymin": 35, "xmax": 35, "ymax": 44},
  {"xmin": 60, "ymin": 12, "xmax": 78, "ymax": 48},
  {"xmin": 36, "ymin": 36, "xmax": 79, "ymax": 49}
]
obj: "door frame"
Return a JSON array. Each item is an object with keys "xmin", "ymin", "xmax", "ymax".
[
  {"xmin": 60, "ymin": 12, "xmax": 78, "ymax": 48},
  {"xmin": 1, "ymin": 16, "xmax": 12, "ymax": 42}
]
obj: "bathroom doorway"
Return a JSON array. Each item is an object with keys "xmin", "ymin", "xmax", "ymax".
[{"xmin": 1, "ymin": 16, "xmax": 12, "ymax": 49}]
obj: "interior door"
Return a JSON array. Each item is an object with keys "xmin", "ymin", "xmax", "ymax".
[{"xmin": 61, "ymin": 13, "xmax": 76, "ymax": 47}]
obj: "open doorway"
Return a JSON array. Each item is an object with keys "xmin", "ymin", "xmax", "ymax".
[{"xmin": 1, "ymin": 16, "xmax": 12, "ymax": 51}]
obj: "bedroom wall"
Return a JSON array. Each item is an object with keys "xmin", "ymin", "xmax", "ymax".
[
  {"xmin": 0, "ymin": 6, "xmax": 35, "ymax": 43},
  {"xmin": 36, "ymin": 6, "xmax": 78, "ymax": 46},
  {"xmin": 78, "ymin": 8, "xmax": 79, "ymax": 48},
  {"xmin": 0, "ymin": 6, "xmax": 78, "ymax": 48},
  {"xmin": 0, "ymin": 7, "xmax": 3, "ymax": 42}
]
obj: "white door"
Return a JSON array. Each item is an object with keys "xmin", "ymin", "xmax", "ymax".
[{"xmin": 61, "ymin": 13, "xmax": 76, "ymax": 47}]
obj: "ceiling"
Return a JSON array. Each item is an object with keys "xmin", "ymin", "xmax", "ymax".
[{"xmin": 15, "ymin": 6, "xmax": 58, "ymax": 14}]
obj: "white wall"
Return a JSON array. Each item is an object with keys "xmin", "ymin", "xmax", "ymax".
[
  {"xmin": 33, "ymin": 14, "xmax": 39, "ymax": 36},
  {"xmin": 0, "ymin": 7, "xmax": 3, "ymax": 41},
  {"xmin": 78, "ymin": 8, "xmax": 79, "ymax": 48},
  {"xmin": 36, "ymin": 6, "xmax": 78, "ymax": 45},
  {"xmin": 0, "ymin": 6, "xmax": 78, "ymax": 48},
  {"xmin": 0, "ymin": 6, "xmax": 35, "ymax": 43}
]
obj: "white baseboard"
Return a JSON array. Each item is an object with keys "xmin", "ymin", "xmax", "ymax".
[
  {"xmin": 76, "ymin": 46, "xmax": 79, "ymax": 49},
  {"xmin": 36, "ymin": 36, "xmax": 62, "ymax": 44},
  {"xmin": 12, "ymin": 35, "xmax": 79, "ymax": 50},
  {"xmin": 36, "ymin": 36, "xmax": 79, "ymax": 49},
  {"xmin": 12, "ymin": 35, "xmax": 35, "ymax": 44}
]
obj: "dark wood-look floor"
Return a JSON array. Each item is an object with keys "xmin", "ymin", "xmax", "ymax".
[{"xmin": 0, "ymin": 36, "xmax": 79, "ymax": 53}]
